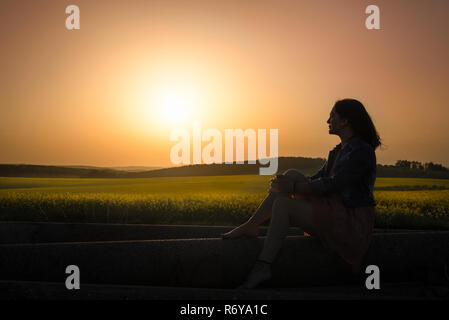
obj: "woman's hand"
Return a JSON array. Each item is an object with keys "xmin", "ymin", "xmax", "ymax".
[
  {"xmin": 269, "ymin": 174, "xmax": 311, "ymax": 194},
  {"xmin": 269, "ymin": 175, "xmax": 295, "ymax": 193}
]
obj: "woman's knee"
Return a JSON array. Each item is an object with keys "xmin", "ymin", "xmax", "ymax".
[
  {"xmin": 282, "ymin": 169, "xmax": 308, "ymax": 183},
  {"xmin": 283, "ymin": 168, "xmax": 300, "ymax": 176}
]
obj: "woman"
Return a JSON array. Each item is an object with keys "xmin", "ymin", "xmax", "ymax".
[{"xmin": 221, "ymin": 98, "xmax": 381, "ymax": 289}]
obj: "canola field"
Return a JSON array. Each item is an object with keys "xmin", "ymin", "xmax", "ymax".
[{"xmin": 0, "ymin": 176, "xmax": 448, "ymax": 229}]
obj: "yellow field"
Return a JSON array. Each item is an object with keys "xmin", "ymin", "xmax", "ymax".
[{"xmin": 1, "ymin": 176, "xmax": 448, "ymax": 229}]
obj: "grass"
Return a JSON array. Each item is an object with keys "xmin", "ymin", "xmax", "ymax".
[{"xmin": 1, "ymin": 176, "xmax": 449, "ymax": 229}]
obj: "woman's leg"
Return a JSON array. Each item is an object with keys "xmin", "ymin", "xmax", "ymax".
[
  {"xmin": 222, "ymin": 169, "xmax": 308, "ymax": 239},
  {"xmin": 221, "ymin": 192, "xmax": 280, "ymax": 238},
  {"xmin": 239, "ymin": 196, "xmax": 316, "ymax": 289},
  {"xmin": 258, "ymin": 196, "xmax": 315, "ymax": 263}
]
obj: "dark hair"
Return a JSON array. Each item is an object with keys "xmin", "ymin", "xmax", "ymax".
[{"xmin": 334, "ymin": 99, "xmax": 381, "ymax": 150}]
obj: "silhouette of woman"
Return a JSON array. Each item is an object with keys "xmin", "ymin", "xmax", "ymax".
[{"xmin": 222, "ymin": 99, "xmax": 381, "ymax": 289}]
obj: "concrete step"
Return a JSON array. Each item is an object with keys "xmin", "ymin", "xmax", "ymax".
[
  {"xmin": 0, "ymin": 221, "xmax": 428, "ymax": 244},
  {"xmin": 0, "ymin": 222, "xmax": 303, "ymax": 244},
  {"xmin": 1, "ymin": 232, "xmax": 448, "ymax": 288},
  {"xmin": 1, "ymin": 280, "xmax": 447, "ymax": 300}
]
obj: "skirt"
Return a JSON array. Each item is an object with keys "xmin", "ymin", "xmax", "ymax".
[{"xmin": 295, "ymin": 193, "xmax": 376, "ymax": 267}]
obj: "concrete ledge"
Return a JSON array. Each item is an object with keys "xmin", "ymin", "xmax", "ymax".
[
  {"xmin": 2, "ymin": 280, "xmax": 447, "ymax": 300},
  {"xmin": 0, "ymin": 236, "xmax": 347, "ymax": 288},
  {"xmin": 0, "ymin": 221, "xmax": 428, "ymax": 244},
  {"xmin": 0, "ymin": 222, "xmax": 304, "ymax": 244},
  {"xmin": 1, "ymin": 232, "xmax": 448, "ymax": 288},
  {"xmin": 364, "ymin": 231, "xmax": 449, "ymax": 284}
]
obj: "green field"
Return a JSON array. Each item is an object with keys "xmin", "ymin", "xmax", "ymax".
[{"xmin": 1, "ymin": 176, "xmax": 449, "ymax": 229}]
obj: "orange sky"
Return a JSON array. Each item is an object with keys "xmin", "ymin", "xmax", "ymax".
[{"xmin": 1, "ymin": 0, "xmax": 449, "ymax": 167}]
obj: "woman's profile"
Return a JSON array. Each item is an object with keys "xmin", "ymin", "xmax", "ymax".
[{"xmin": 221, "ymin": 98, "xmax": 381, "ymax": 289}]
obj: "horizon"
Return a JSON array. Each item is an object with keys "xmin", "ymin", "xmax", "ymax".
[
  {"xmin": 1, "ymin": 154, "xmax": 446, "ymax": 170},
  {"xmin": 2, "ymin": 0, "xmax": 449, "ymax": 167}
]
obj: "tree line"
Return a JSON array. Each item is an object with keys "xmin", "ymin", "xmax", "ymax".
[
  {"xmin": 393, "ymin": 160, "xmax": 448, "ymax": 172},
  {"xmin": 1, "ymin": 157, "xmax": 448, "ymax": 179}
]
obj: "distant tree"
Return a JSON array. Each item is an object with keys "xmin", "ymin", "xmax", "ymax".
[
  {"xmin": 425, "ymin": 162, "xmax": 448, "ymax": 172},
  {"xmin": 410, "ymin": 161, "xmax": 423, "ymax": 170},
  {"xmin": 395, "ymin": 160, "xmax": 411, "ymax": 168}
]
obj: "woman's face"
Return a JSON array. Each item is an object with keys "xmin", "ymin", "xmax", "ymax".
[{"xmin": 327, "ymin": 107, "xmax": 347, "ymax": 135}]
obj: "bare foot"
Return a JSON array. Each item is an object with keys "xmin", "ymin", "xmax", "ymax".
[
  {"xmin": 237, "ymin": 261, "xmax": 272, "ymax": 289},
  {"xmin": 221, "ymin": 223, "xmax": 259, "ymax": 239}
]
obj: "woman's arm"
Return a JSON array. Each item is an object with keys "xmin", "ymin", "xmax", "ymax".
[
  {"xmin": 270, "ymin": 176, "xmax": 312, "ymax": 195},
  {"xmin": 293, "ymin": 181, "xmax": 311, "ymax": 195},
  {"xmin": 308, "ymin": 145, "xmax": 375, "ymax": 195},
  {"xmin": 309, "ymin": 160, "xmax": 328, "ymax": 181}
]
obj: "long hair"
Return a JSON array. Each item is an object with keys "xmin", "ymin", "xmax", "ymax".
[{"xmin": 334, "ymin": 99, "xmax": 381, "ymax": 150}]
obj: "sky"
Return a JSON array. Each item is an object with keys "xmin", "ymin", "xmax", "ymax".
[{"xmin": 1, "ymin": 0, "xmax": 448, "ymax": 167}]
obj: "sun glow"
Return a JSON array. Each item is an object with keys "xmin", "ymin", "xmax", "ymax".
[
  {"xmin": 158, "ymin": 86, "xmax": 195, "ymax": 123},
  {"xmin": 133, "ymin": 66, "xmax": 219, "ymax": 128}
]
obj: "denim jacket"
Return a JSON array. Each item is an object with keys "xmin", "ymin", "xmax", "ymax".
[{"xmin": 308, "ymin": 135, "xmax": 377, "ymax": 207}]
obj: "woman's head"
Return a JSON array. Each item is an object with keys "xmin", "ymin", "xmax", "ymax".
[{"xmin": 327, "ymin": 99, "xmax": 381, "ymax": 150}]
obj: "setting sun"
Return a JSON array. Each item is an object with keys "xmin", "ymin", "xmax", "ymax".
[
  {"xmin": 158, "ymin": 86, "xmax": 195, "ymax": 123},
  {"xmin": 1, "ymin": 0, "xmax": 449, "ymax": 168}
]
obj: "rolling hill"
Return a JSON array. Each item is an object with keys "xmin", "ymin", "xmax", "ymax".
[{"xmin": 1, "ymin": 157, "xmax": 448, "ymax": 179}]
